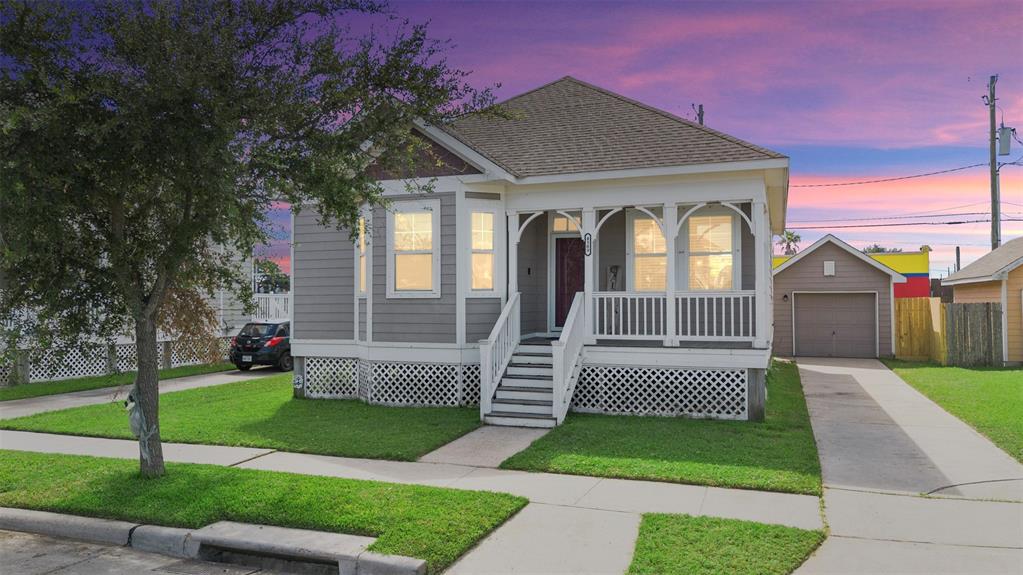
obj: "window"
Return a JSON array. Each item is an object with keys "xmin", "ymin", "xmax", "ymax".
[
  {"xmin": 688, "ymin": 214, "xmax": 734, "ymax": 290},
  {"xmin": 631, "ymin": 214, "xmax": 666, "ymax": 291},
  {"xmin": 386, "ymin": 199, "xmax": 441, "ymax": 298},
  {"xmin": 357, "ymin": 215, "xmax": 367, "ymax": 295},
  {"xmin": 471, "ymin": 212, "xmax": 494, "ymax": 290},
  {"xmin": 552, "ymin": 215, "xmax": 578, "ymax": 232}
]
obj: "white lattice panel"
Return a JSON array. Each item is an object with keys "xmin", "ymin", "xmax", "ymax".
[
  {"xmin": 29, "ymin": 347, "xmax": 108, "ymax": 382},
  {"xmin": 572, "ymin": 366, "xmax": 748, "ymax": 420},
  {"xmin": 369, "ymin": 362, "xmax": 460, "ymax": 406},
  {"xmin": 115, "ymin": 344, "xmax": 138, "ymax": 373},
  {"xmin": 0, "ymin": 362, "xmax": 11, "ymax": 385},
  {"xmin": 305, "ymin": 357, "xmax": 358, "ymax": 398},
  {"xmin": 357, "ymin": 359, "xmax": 372, "ymax": 400},
  {"xmin": 460, "ymin": 363, "xmax": 481, "ymax": 406}
]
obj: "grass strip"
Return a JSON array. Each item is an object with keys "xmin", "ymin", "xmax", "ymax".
[
  {"xmin": 0, "ymin": 363, "xmax": 235, "ymax": 402},
  {"xmin": 0, "ymin": 375, "xmax": 481, "ymax": 461},
  {"xmin": 501, "ymin": 360, "xmax": 822, "ymax": 495},
  {"xmin": 628, "ymin": 513, "xmax": 824, "ymax": 575},
  {"xmin": 0, "ymin": 449, "xmax": 526, "ymax": 571}
]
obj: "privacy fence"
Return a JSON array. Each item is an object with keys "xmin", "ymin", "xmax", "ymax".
[{"xmin": 895, "ymin": 297, "xmax": 1003, "ymax": 366}]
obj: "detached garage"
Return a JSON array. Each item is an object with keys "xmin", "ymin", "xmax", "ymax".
[{"xmin": 773, "ymin": 235, "xmax": 906, "ymax": 358}]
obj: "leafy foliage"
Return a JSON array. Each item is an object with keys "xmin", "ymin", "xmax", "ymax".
[
  {"xmin": 254, "ymin": 258, "xmax": 290, "ymax": 293},
  {"xmin": 776, "ymin": 230, "xmax": 801, "ymax": 255},
  {"xmin": 862, "ymin": 243, "xmax": 902, "ymax": 253}
]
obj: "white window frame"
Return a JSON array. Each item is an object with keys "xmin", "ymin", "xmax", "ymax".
[
  {"xmin": 465, "ymin": 198, "xmax": 505, "ymax": 298},
  {"xmin": 625, "ymin": 208, "xmax": 667, "ymax": 293},
  {"xmin": 386, "ymin": 198, "xmax": 441, "ymax": 299},
  {"xmin": 679, "ymin": 206, "xmax": 742, "ymax": 291},
  {"xmin": 356, "ymin": 208, "xmax": 370, "ymax": 298}
]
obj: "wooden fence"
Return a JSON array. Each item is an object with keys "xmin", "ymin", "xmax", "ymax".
[{"xmin": 895, "ymin": 297, "xmax": 1002, "ymax": 366}]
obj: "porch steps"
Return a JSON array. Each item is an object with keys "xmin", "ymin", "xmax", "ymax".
[{"xmin": 483, "ymin": 344, "xmax": 557, "ymax": 428}]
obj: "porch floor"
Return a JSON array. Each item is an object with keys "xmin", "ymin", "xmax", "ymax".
[{"xmin": 521, "ymin": 337, "xmax": 754, "ymax": 349}]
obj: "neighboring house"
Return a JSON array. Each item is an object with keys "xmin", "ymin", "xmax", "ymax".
[
  {"xmin": 290, "ymin": 76, "xmax": 789, "ymax": 426},
  {"xmin": 773, "ymin": 250, "xmax": 929, "ymax": 298},
  {"xmin": 773, "ymin": 235, "xmax": 905, "ymax": 358},
  {"xmin": 941, "ymin": 236, "xmax": 1023, "ymax": 366}
]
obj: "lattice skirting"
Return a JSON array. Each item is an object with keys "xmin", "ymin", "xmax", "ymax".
[
  {"xmin": 571, "ymin": 365, "xmax": 749, "ymax": 420},
  {"xmin": 298, "ymin": 357, "xmax": 481, "ymax": 407}
]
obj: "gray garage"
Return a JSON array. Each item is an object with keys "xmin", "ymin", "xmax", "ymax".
[{"xmin": 773, "ymin": 235, "xmax": 906, "ymax": 358}]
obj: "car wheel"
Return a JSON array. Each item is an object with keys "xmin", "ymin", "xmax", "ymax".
[
  {"xmin": 278, "ymin": 352, "xmax": 293, "ymax": 372},
  {"xmin": 236, "ymin": 363, "xmax": 252, "ymax": 371}
]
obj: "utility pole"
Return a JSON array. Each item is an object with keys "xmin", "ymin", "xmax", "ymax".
[
  {"xmin": 988, "ymin": 75, "xmax": 1000, "ymax": 250},
  {"xmin": 697, "ymin": 104, "xmax": 704, "ymax": 126},
  {"xmin": 955, "ymin": 246, "xmax": 961, "ymax": 272}
]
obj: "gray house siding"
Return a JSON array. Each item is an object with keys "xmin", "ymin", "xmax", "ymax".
[
  {"xmin": 773, "ymin": 242, "xmax": 894, "ymax": 357},
  {"xmin": 518, "ymin": 213, "xmax": 548, "ymax": 334},
  {"xmin": 467, "ymin": 298, "xmax": 502, "ymax": 342},
  {"xmin": 740, "ymin": 204, "xmax": 755, "ymax": 290},
  {"xmin": 598, "ymin": 211, "xmax": 626, "ymax": 291},
  {"xmin": 372, "ymin": 194, "xmax": 457, "ymax": 343},
  {"xmin": 293, "ymin": 211, "xmax": 355, "ymax": 340},
  {"xmin": 358, "ymin": 299, "xmax": 367, "ymax": 340}
]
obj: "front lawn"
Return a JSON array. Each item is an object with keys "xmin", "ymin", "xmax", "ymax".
[
  {"xmin": 0, "ymin": 450, "xmax": 525, "ymax": 571},
  {"xmin": 0, "ymin": 375, "xmax": 481, "ymax": 461},
  {"xmin": 0, "ymin": 362, "xmax": 235, "ymax": 402},
  {"xmin": 628, "ymin": 514, "xmax": 824, "ymax": 575},
  {"xmin": 501, "ymin": 360, "xmax": 822, "ymax": 495},
  {"xmin": 884, "ymin": 359, "xmax": 1023, "ymax": 462}
]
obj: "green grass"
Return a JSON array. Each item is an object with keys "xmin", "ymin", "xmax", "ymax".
[
  {"xmin": 501, "ymin": 360, "xmax": 822, "ymax": 495},
  {"xmin": 628, "ymin": 514, "xmax": 824, "ymax": 575},
  {"xmin": 0, "ymin": 449, "xmax": 525, "ymax": 571},
  {"xmin": 884, "ymin": 359, "xmax": 1023, "ymax": 462},
  {"xmin": 0, "ymin": 362, "xmax": 236, "ymax": 402},
  {"xmin": 0, "ymin": 375, "xmax": 481, "ymax": 461}
]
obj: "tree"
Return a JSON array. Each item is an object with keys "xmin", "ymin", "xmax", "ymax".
[
  {"xmin": 0, "ymin": 0, "xmax": 493, "ymax": 476},
  {"xmin": 862, "ymin": 244, "xmax": 903, "ymax": 254},
  {"xmin": 776, "ymin": 230, "xmax": 801, "ymax": 255},
  {"xmin": 919, "ymin": 245, "xmax": 932, "ymax": 253},
  {"xmin": 254, "ymin": 258, "xmax": 290, "ymax": 294}
]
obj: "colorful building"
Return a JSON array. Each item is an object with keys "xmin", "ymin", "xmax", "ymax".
[{"xmin": 774, "ymin": 250, "xmax": 929, "ymax": 298}]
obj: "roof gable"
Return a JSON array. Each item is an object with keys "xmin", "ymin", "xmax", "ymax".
[
  {"xmin": 773, "ymin": 234, "xmax": 907, "ymax": 282},
  {"xmin": 943, "ymin": 236, "xmax": 1023, "ymax": 285},
  {"xmin": 441, "ymin": 76, "xmax": 785, "ymax": 178}
]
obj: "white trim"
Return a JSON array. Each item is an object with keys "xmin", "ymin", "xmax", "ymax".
[
  {"xmin": 455, "ymin": 188, "xmax": 467, "ymax": 346},
  {"xmin": 677, "ymin": 205, "xmax": 743, "ymax": 292},
  {"xmin": 943, "ymin": 254, "xmax": 1023, "ymax": 286},
  {"xmin": 385, "ymin": 198, "xmax": 442, "ymax": 299},
  {"xmin": 890, "ymin": 281, "xmax": 896, "ymax": 357},
  {"xmin": 465, "ymin": 198, "xmax": 507, "ymax": 299},
  {"xmin": 585, "ymin": 346, "xmax": 770, "ymax": 369},
  {"xmin": 625, "ymin": 208, "xmax": 668, "ymax": 293},
  {"xmin": 1001, "ymin": 279, "xmax": 1009, "ymax": 366},
  {"xmin": 292, "ymin": 339, "xmax": 481, "ymax": 363},
  {"xmin": 791, "ymin": 290, "xmax": 880, "ymax": 358},
  {"xmin": 413, "ymin": 120, "xmax": 517, "ymax": 182},
  {"xmin": 512, "ymin": 159, "xmax": 790, "ymax": 185},
  {"xmin": 290, "ymin": 210, "xmax": 297, "ymax": 340},
  {"xmin": 774, "ymin": 234, "xmax": 907, "ymax": 282}
]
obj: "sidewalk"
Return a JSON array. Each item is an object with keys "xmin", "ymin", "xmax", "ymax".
[
  {"xmin": 0, "ymin": 366, "xmax": 279, "ymax": 420},
  {"xmin": 794, "ymin": 358, "xmax": 1023, "ymax": 575}
]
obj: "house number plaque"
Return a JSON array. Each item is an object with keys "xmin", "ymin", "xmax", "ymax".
[{"xmin": 584, "ymin": 233, "xmax": 592, "ymax": 256}]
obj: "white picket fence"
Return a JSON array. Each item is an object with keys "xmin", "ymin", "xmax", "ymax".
[{"xmin": 253, "ymin": 294, "xmax": 290, "ymax": 322}]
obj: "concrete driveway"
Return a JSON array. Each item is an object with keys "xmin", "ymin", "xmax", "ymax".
[{"xmin": 794, "ymin": 358, "xmax": 1023, "ymax": 574}]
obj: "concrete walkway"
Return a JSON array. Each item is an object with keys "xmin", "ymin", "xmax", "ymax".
[
  {"xmin": 418, "ymin": 425, "xmax": 549, "ymax": 467},
  {"xmin": 0, "ymin": 366, "xmax": 279, "ymax": 420},
  {"xmin": 794, "ymin": 358, "xmax": 1023, "ymax": 574}
]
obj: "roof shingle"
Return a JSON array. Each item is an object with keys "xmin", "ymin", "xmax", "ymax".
[{"xmin": 944, "ymin": 236, "xmax": 1023, "ymax": 283}]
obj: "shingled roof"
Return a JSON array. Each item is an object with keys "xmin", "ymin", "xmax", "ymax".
[
  {"xmin": 441, "ymin": 76, "xmax": 785, "ymax": 178},
  {"xmin": 944, "ymin": 236, "xmax": 1023, "ymax": 284}
]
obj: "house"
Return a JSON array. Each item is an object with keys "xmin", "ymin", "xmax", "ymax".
[
  {"xmin": 941, "ymin": 236, "xmax": 1023, "ymax": 365},
  {"xmin": 773, "ymin": 250, "xmax": 929, "ymax": 298},
  {"xmin": 773, "ymin": 235, "xmax": 906, "ymax": 358},
  {"xmin": 289, "ymin": 76, "xmax": 789, "ymax": 426}
]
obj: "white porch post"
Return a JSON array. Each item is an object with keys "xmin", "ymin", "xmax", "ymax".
[
  {"xmin": 582, "ymin": 209, "xmax": 596, "ymax": 345},
  {"xmin": 507, "ymin": 212, "xmax": 519, "ymax": 295},
  {"xmin": 664, "ymin": 204, "xmax": 678, "ymax": 346},
  {"xmin": 753, "ymin": 200, "xmax": 769, "ymax": 349}
]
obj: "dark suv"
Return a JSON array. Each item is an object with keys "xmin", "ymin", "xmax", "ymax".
[{"xmin": 230, "ymin": 321, "xmax": 292, "ymax": 371}]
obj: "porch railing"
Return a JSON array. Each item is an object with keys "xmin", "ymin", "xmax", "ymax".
[
  {"xmin": 552, "ymin": 292, "xmax": 585, "ymax": 424},
  {"xmin": 591, "ymin": 291, "xmax": 667, "ymax": 339},
  {"xmin": 480, "ymin": 291, "xmax": 520, "ymax": 416},
  {"xmin": 675, "ymin": 290, "xmax": 756, "ymax": 341},
  {"xmin": 253, "ymin": 293, "xmax": 290, "ymax": 322}
]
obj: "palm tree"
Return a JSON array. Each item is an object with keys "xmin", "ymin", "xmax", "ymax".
[{"xmin": 777, "ymin": 230, "xmax": 801, "ymax": 255}]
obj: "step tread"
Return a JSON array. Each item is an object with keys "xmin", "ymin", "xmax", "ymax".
[
  {"xmin": 486, "ymin": 411, "xmax": 557, "ymax": 420},
  {"xmin": 503, "ymin": 373, "xmax": 553, "ymax": 381},
  {"xmin": 492, "ymin": 398, "xmax": 553, "ymax": 407},
  {"xmin": 507, "ymin": 362, "xmax": 554, "ymax": 369},
  {"xmin": 513, "ymin": 352, "xmax": 554, "ymax": 357},
  {"xmin": 497, "ymin": 385, "xmax": 553, "ymax": 393}
]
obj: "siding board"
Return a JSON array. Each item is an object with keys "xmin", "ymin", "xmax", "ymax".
[{"xmin": 293, "ymin": 211, "xmax": 354, "ymax": 340}]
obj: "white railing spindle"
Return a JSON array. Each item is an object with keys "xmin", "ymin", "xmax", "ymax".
[{"xmin": 480, "ymin": 292, "xmax": 520, "ymax": 418}]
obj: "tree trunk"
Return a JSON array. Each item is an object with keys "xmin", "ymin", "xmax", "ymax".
[{"xmin": 134, "ymin": 316, "xmax": 165, "ymax": 477}]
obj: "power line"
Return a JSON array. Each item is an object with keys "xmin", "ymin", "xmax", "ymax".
[
  {"xmin": 790, "ymin": 162, "xmax": 988, "ymax": 187},
  {"xmin": 788, "ymin": 218, "xmax": 1023, "ymax": 230},
  {"xmin": 788, "ymin": 211, "xmax": 1023, "ymax": 223}
]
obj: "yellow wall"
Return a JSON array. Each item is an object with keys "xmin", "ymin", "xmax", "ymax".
[{"xmin": 774, "ymin": 251, "xmax": 929, "ymax": 274}]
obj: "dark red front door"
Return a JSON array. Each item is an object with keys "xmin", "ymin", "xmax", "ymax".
[{"xmin": 555, "ymin": 237, "xmax": 585, "ymax": 327}]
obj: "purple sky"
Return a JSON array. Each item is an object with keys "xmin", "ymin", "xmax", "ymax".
[{"xmin": 260, "ymin": 0, "xmax": 1023, "ymax": 275}]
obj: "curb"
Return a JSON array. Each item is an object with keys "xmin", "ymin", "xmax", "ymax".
[{"xmin": 0, "ymin": 508, "xmax": 426, "ymax": 574}]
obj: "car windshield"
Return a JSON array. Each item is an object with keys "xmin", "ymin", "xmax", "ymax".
[{"xmin": 240, "ymin": 323, "xmax": 275, "ymax": 337}]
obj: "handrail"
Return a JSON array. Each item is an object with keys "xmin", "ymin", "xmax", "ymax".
[
  {"xmin": 552, "ymin": 292, "xmax": 585, "ymax": 424},
  {"xmin": 674, "ymin": 290, "xmax": 756, "ymax": 341},
  {"xmin": 480, "ymin": 292, "xmax": 520, "ymax": 418}
]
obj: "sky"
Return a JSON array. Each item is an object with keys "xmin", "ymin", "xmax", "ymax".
[{"xmin": 259, "ymin": 0, "xmax": 1023, "ymax": 277}]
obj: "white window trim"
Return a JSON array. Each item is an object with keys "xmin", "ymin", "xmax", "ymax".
[
  {"xmin": 465, "ymin": 198, "xmax": 506, "ymax": 298},
  {"xmin": 356, "ymin": 207, "xmax": 370, "ymax": 298},
  {"xmin": 386, "ymin": 198, "xmax": 441, "ymax": 299},
  {"xmin": 625, "ymin": 208, "xmax": 667, "ymax": 293},
  {"xmin": 679, "ymin": 206, "xmax": 742, "ymax": 292}
]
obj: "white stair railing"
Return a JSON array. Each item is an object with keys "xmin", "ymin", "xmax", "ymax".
[
  {"xmin": 674, "ymin": 290, "xmax": 756, "ymax": 341},
  {"xmin": 480, "ymin": 292, "xmax": 520, "ymax": 418},
  {"xmin": 552, "ymin": 292, "xmax": 585, "ymax": 424}
]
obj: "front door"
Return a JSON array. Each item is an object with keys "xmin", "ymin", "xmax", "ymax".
[{"xmin": 554, "ymin": 237, "xmax": 585, "ymax": 328}]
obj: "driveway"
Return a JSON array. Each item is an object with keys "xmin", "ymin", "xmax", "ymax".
[{"xmin": 795, "ymin": 358, "xmax": 1023, "ymax": 574}]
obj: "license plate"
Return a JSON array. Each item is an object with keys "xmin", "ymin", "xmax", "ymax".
[{"xmin": 242, "ymin": 355, "xmax": 252, "ymax": 362}]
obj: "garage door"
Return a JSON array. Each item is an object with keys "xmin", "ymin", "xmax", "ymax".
[{"xmin": 794, "ymin": 293, "xmax": 876, "ymax": 358}]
